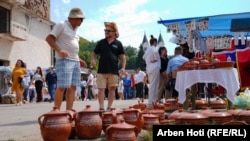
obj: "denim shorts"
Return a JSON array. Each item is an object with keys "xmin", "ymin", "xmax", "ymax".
[{"xmin": 55, "ymin": 59, "xmax": 81, "ymax": 88}]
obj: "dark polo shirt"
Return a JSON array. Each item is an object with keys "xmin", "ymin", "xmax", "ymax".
[{"xmin": 94, "ymin": 38, "xmax": 125, "ymax": 75}]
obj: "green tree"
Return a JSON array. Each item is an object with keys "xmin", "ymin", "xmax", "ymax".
[
  {"xmin": 136, "ymin": 45, "xmax": 146, "ymax": 71},
  {"xmin": 124, "ymin": 46, "xmax": 137, "ymax": 70}
]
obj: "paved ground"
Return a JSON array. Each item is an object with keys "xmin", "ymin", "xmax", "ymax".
[{"xmin": 0, "ymin": 99, "xmax": 148, "ymax": 141}]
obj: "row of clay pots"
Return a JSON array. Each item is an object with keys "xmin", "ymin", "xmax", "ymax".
[
  {"xmin": 151, "ymin": 98, "xmax": 227, "ymax": 112},
  {"xmin": 38, "ymin": 106, "xmax": 103, "ymax": 141},
  {"xmin": 168, "ymin": 108, "xmax": 250, "ymax": 125},
  {"xmin": 38, "ymin": 104, "xmax": 166, "ymax": 141}
]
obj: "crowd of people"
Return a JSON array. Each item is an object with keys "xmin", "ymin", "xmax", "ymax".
[
  {"xmin": 10, "ymin": 59, "xmax": 57, "ymax": 106},
  {"xmin": 9, "ymin": 7, "xmax": 190, "ymax": 111}
]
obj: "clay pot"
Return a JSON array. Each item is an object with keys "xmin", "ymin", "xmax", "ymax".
[
  {"xmin": 74, "ymin": 105, "xmax": 102, "ymax": 139},
  {"xmin": 142, "ymin": 113, "xmax": 160, "ymax": 131},
  {"xmin": 168, "ymin": 109, "xmax": 188, "ymax": 120},
  {"xmin": 237, "ymin": 109, "xmax": 250, "ymax": 124},
  {"xmin": 206, "ymin": 111, "xmax": 232, "ymax": 124},
  {"xmin": 38, "ymin": 107, "xmax": 73, "ymax": 141},
  {"xmin": 210, "ymin": 98, "xmax": 226, "ymax": 109},
  {"xmin": 165, "ymin": 98, "xmax": 178, "ymax": 111},
  {"xmin": 194, "ymin": 99, "xmax": 208, "ymax": 109},
  {"xmin": 106, "ymin": 119, "xmax": 139, "ymax": 141},
  {"xmin": 153, "ymin": 101, "xmax": 165, "ymax": 110},
  {"xmin": 211, "ymin": 56, "xmax": 220, "ymax": 64},
  {"xmin": 227, "ymin": 108, "xmax": 243, "ymax": 120},
  {"xmin": 175, "ymin": 112, "xmax": 209, "ymax": 125},
  {"xmin": 199, "ymin": 108, "xmax": 215, "ymax": 116},
  {"xmin": 222, "ymin": 120, "xmax": 248, "ymax": 125},
  {"xmin": 122, "ymin": 107, "xmax": 144, "ymax": 132},
  {"xmin": 132, "ymin": 99, "xmax": 147, "ymax": 111},
  {"xmin": 160, "ymin": 119, "xmax": 175, "ymax": 125},
  {"xmin": 102, "ymin": 108, "xmax": 120, "ymax": 132}
]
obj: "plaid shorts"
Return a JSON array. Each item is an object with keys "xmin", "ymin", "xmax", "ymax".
[{"xmin": 55, "ymin": 59, "xmax": 81, "ymax": 88}]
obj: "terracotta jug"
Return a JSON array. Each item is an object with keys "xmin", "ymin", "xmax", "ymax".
[
  {"xmin": 206, "ymin": 111, "xmax": 232, "ymax": 124},
  {"xmin": 236, "ymin": 109, "xmax": 250, "ymax": 124},
  {"xmin": 74, "ymin": 105, "xmax": 102, "ymax": 139},
  {"xmin": 210, "ymin": 98, "xmax": 226, "ymax": 109},
  {"xmin": 132, "ymin": 99, "xmax": 147, "ymax": 111},
  {"xmin": 153, "ymin": 101, "xmax": 165, "ymax": 110},
  {"xmin": 168, "ymin": 109, "xmax": 188, "ymax": 120},
  {"xmin": 175, "ymin": 112, "xmax": 209, "ymax": 125},
  {"xmin": 194, "ymin": 98, "xmax": 208, "ymax": 109},
  {"xmin": 143, "ymin": 109, "xmax": 166, "ymax": 121},
  {"xmin": 106, "ymin": 119, "xmax": 139, "ymax": 141},
  {"xmin": 142, "ymin": 113, "xmax": 160, "ymax": 131},
  {"xmin": 102, "ymin": 108, "xmax": 119, "ymax": 132},
  {"xmin": 122, "ymin": 107, "xmax": 144, "ymax": 132},
  {"xmin": 165, "ymin": 98, "xmax": 178, "ymax": 111},
  {"xmin": 38, "ymin": 107, "xmax": 73, "ymax": 141}
]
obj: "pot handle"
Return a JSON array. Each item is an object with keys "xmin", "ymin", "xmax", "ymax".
[
  {"xmin": 105, "ymin": 125, "xmax": 114, "ymax": 140},
  {"xmin": 38, "ymin": 114, "xmax": 44, "ymax": 128},
  {"xmin": 73, "ymin": 112, "xmax": 78, "ymax": 121},
  {"xmin": 66, "ymin": 113, "xmax": 73, "ymax": 122}
]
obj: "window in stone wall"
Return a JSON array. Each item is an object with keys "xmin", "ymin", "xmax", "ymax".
[{"xmin": 0, "ymin": 6, "xmax": 10, "ymax": 33}]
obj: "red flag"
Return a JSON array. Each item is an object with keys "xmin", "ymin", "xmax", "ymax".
[{"xmin": 236, "ymin": 47, "xmax": 250, "ymax": 89}]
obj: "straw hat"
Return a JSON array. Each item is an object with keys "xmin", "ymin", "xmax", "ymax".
[
  {"xmin": 104, "ymin": 22, "xmax": 119, "ymax": 38},
  {"xmin": 68, "ymin": 8, "xmax": 85, "ymax": 19}
]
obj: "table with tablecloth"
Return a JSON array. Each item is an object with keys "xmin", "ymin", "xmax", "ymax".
[{"xmin": 175, "ymin": 68, "xmax": 240, "ymax": 105}]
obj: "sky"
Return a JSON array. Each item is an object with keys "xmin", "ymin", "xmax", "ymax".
[{"xmin": 50, "ymin": 0, "xmax": 250, "ymax": 55}]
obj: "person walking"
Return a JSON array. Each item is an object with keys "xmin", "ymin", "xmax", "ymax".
[
  {"xmin": 32, "ymin": 66, "xmax": 44, "ymax": 103},
  {"xmin": 91, "ymin": 22, "xmax": 126, "ymax": 111},
  {"xmin": 143, "ymin": 35, "xmax": 161, "ymax": 108},
  {"xmin": 86, "ymin": 69, "xmax": 94, "ymax": 100},
  {"xmin": 46, "ymin": 7, "xmax": 87, "ymax": 110},
  {"xmin": 45, "ymin": 67, "xmax": 57, "ymax": 103},
  {"xmin": 11, "ymin": 59, "xmax": 28, "ymax": 106}
]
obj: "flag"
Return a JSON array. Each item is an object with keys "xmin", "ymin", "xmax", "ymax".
[{"xmin": 236, "ymin": 47, "xmax": 250, "ymax": 89}]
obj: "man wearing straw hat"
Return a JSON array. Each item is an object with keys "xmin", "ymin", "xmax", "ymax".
[
  {"xmin": 91, "ymin": 22, "xmax": 126, "ymax": 111},
  {"xmin": 46, "ymin": 7, "xmax": 87, "ymax": 110}
]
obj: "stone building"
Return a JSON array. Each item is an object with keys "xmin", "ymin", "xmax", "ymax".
[{"xmin": 0, "ymin": 0, "xmax": 54, "ymax": 69}]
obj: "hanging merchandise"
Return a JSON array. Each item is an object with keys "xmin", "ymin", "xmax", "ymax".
[
  {"xmin": 185, "ymin": 21, "xmax": 194, "ymax": 52},
  {"xmin": 206, "ymin": 36, "xmax": 214, "ymax": 49},
  {"xmin": 198, "ymin": 18, "xmax": 209, "ymax": 31},
  {"xmin": 234, "ymin": 32, "xmax": 239, "ymax": 46},
  {"xmin": 191, "ymin": 20, "xmax": 196, "ymax": 30},
  {"xmin": 192, "ymin": 30, "xmax": 209, "ymax": 53},
  {"xmin": 240, "ymin": 32, "xmax": 245, "ymax": 45}
]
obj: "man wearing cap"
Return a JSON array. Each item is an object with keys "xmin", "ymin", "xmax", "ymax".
[
  {"xmin": 46, "ymin": 7, "xmax": 87, "ymax": 110},
  {"xmin": 91, "ymin": 22, "xmax": 126, "ymax": 111}
]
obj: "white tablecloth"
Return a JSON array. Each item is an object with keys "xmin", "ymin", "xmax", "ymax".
[{"xmin": 175, "ymin": 68, "xmax": 240, "ymax": 104}]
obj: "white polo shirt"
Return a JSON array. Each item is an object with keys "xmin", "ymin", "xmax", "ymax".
[
  {"xmin": 50, "ymin": 20, "xmax": 80, "ymax": 61},
  {"xmin": 135, "ymin": 71, "xmax": 146, "ymax": 84}
]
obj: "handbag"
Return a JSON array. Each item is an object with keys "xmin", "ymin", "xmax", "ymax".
[{"xmin": 21, "ymin": 76, "xmax": 30, "ymax": 88}]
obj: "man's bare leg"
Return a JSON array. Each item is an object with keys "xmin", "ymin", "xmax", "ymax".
[
  {"xmin": 66, "ymin": 86, "xmax": 76, "ymax": 110},
  {"xmin": 54, "ymin": 88, "xmax": 66, "ymax": 110},
  {"xmin": 107, "ymin": 86, "xmax": 116, "ymax": 110},
  {"xmin": 98, "ymin": 88, "xmax": 105, "ymax": 110}
]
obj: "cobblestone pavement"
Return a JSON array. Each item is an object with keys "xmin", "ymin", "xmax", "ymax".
[{"xmin": 0, "ymin": 99, "xmax": 147, "ymax": 141}]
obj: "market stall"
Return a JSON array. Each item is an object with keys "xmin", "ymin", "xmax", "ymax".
[{"xmin": 158, "ymin": 12, "xmax": 250, "ymax": 109}]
